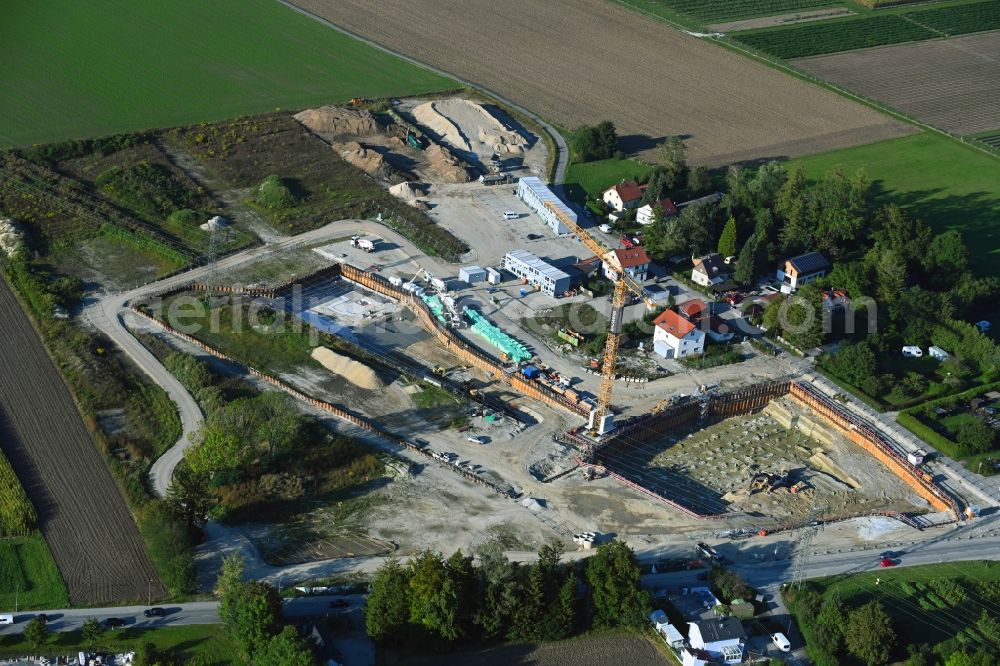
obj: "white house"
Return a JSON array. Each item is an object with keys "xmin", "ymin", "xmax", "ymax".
[
  {"xmin": 691, "ymin": 253, "xmax": 733, "ymax": 288},
  {"xmin": 653, "ymin": 309, "xmax": 705, "ymax": 359},
  {"xmin": 777, "ymin": 252, "xmax": 829, "ymax": 293},
  {"xmin": 602, "ymin": 181, "xmax": 646, "ymax": 212},
  {"xmin": 636, "ymin": 198, "xmax": 679, "ymax": 226},
  {"xmin": 688, "ymin": 618, "xmax": 746, "ymax": 664},
  {"xmin": 604, "ymin": 247, "xmax": 651, "ymax": 282}
]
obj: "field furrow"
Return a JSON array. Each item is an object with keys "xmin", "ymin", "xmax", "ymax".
[{"xmin": 0, "ymin": 278, "xmax": 165, "ymax": 605}]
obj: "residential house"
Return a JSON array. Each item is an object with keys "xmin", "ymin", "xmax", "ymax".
[
  {"xmin": 637, "ymin": 198, "xmax": 679, "ymax": 226},
  {"xmin": 680, "ymin": 648, "xmax": 712, "ymax": 666},
  {"xmin": 602, "ymin": 181, "xmax": 646, "ymax": 212},
  {"xmin": 677, "ymin": 298, "xmax": 708, "ymax": 322},
  {"xmin": 691, "ymin": 253, "xmax": 733, "ymax": 288},
  {"xmin": 605, "ymin": 247, "xmax": 651, "ymax": 282},
  {"xmin": 688, "ymin": 617, "xmax": 746, "ymax": 664},
  {"xmin": 570, "ymin": 255, "xmax": 602, "ymax": 285},
  {"xmin": 653, "ymin": 309, "xmax": 705, "ymax": 359},
  {"xmin": 706, "ymin": 316, "xmax": 735, "ymax": 343},
  {"xmin": 777, "ymin": 252, "xmax": 829, "ymax": 293}
]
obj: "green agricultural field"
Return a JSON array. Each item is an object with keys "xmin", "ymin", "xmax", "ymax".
[
  {"xmin": 627, "ymin": 0, "xmax": 843, "ymax": 22},
  {"xmin": 0, "ymin": 0, "xmax": 454, "ymax": 147},
  {"xmin": 0, "ymin": 536, "xmax": 69, "ymax": 610},
  {"xmin": 790, "ymin": 132, "xmax": 1000, "ymax": 278},
  {"xmin": 904, "ymin": 1, "xmax": 1000, "ymax": 35},
  {"xmin": 787, "ymin": 560, "xmax": 1000, "ymax": 664},
  {"xmin": 734, "ymin": 14, "xmax": 934, "ymax": 58},
  {"xmin": 564, "ymin": 158, "xmax": 651, "ymax": 203},
  {"xmin": 0, "ymin": 624, "xmax": 243, "ymax": 663}
]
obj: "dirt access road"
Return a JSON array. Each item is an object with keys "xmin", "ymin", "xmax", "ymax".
[
  {"xmin": 0, "ymin": 279, "xmax": 165, "ymax": 605},
  {"xmin": 289, "ymin": 0, "xmax": 913, "ymax": 165}
]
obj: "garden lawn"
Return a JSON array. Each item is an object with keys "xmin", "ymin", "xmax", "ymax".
[
  {"xmin": 564, "ymin": 158, "xmax": 651, "ymax": 204},
  {"xmin": 0, "ymin": 536, "xmax": 68, "ymax": 610},
  {"xmin": 0, "ymin": 0, "xmax": 454, "ymax": 147},
  {"xmin": 790, "ymin": 132, "xmax": 1000, "ymax": 278},
  {"xmin": 0, "ymin": 624, "xmax": 242, "ymax": 663}
]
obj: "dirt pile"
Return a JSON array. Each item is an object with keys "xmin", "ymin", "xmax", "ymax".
[
  {"xmin": 424, "ymin": 143, "xmax": 474, "ymax": 183},
  {"xmin": 414, "ymin": 99, "xmax": 529, "ymax": 159},
  {"xmin": 294, "ymin": 106, "xmax": 380, "ymax": 137},
  {"xmin": 311, "ymin": 346, "xmax": 384, "ymax": 390},
  {"xmin": 337, "ymin": 141, "xmax": 408, "ymax": 184},
  {"xmin": 388, "ymin": 181, "xmax": 429, "ymax": 201}
]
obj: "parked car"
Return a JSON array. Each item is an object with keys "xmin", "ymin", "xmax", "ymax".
[
  {"xmin": 34, "ymin": 614, "xmax": 48, "ymax": 623},
  {"xmin": 328, "ymin": 599, "xmax": 350, "ymax": 608},
  {"xmin": 880, "ymin": 550, "xmax": 898, "ymax": 559},
  {"xmin": 467, "ymin": 435, "xmax": 487, "ymax": 445},
  {"xmin": 526, "ymin": 233, "xmax": 543, "ymax": 240},
  {"xmin": 771, "ymin": 632, "xmax": 791, "ymax": 652},
  {"xmin": 104, "ymin": 617, "xmax": 126, "ymax": 628},
  {"xmin": 0, "ymin": 615, "xmax": 14, "ymax": 625},
  {"xmin": 880, "ymin": 558, "xmax": 896, "ymax": 568},
  {"xmin": 143, "ymin": 607, "xmax": 166, "ymax": 618}
]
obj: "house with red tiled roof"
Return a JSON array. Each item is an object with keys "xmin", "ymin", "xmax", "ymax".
[
  {"xmin": 677, "ymin": 299, "xmax": 708, "ymax": 321},
  {"xmin": 602, "ymin": 181, "xmax": 647, "ymax": 212},
  {"xmin": 637, "ymin": 198, "xmax": 679, "ymax": 226},
  {"xmin": 604, "ymin": 246, "xmax": 651, "ymax": 281},
  {"xmin": 653, "ymin": 309, "xmax": 705, "ymax": 359}
]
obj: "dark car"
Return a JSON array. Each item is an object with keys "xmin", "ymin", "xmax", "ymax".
[
  {"xmin": 526, "ymin": 233, "xmax": 543, "ymax": 240},
  {"xmin": 328, "ymin": 598, "xmax": 350, "ymax": 609},
  {"xmin": 34, "ymin": 614, "xmax": 48, "ymax": 623},
  {"xmin": 143, "ymin": 607, "xmax": 166, "ymax": 618},
  {"xmin": 104, "ymin": 617, "xmax": 126, "ymax": 628},
  {"xmin": 696, "ymin": 573, "xmax": 709, "ymax": 581}
]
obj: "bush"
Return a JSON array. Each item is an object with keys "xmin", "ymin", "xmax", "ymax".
[
  {"xmin": 0, "ymin": 451, "xmax": 36, "ymax": 536},
  {"xmin": 255, "ymin": 175, "xmax": 298, "ymax": 211},
  {"xmin": 138, "ymin": 502, "xmax": 196, "ymax": 596},
  {"xmin": 96, "ymin": 161, "xmax": 194, "ymax": 220},
  {"xmin": 571, "ymin": 121, "xmax": 617, "ymax": 162}
]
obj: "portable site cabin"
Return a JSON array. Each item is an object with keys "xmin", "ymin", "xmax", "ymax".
[
  {"xmin": 486, "ymin": 267, "xmax": 502, "ymax": 284},
  {"xmin": 659, "ymin": 622, "xmax": 686, "ymax": 649},
  {"xmin": 929, "ymin": 345, "xmax": 949, "ymax": 361},
  {"xmin": 459, "ymin": 265, "xmax": 487, "ymax": 284}
]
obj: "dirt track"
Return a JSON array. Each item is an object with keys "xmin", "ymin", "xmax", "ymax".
[
  {"xmin": 0, "ymin": 278, "xmax": 165, "ymax": 605},
  {"xmin": 290, "ymin": 0, "xmax": 913, "ymax": 165}
]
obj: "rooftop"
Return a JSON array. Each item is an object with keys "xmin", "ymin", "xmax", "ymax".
[
  {"xmin": 614, "ymin": 247, "xmax": 651, "ymax": 268},
  {"xmin": 692, "ymin": 617, "xmax": 747, "ymax": 642},
  {"xmin": 788, "ymin": 251, "xmax": 830, "ymax": 274},
  {"xmin": 654, "ymin": 309, "xmax": 696, "ymax": 338},
  {"xmin": 505, "ymin": 249, "xmax": 571, "ymax": 281},
  {"xmin": 678, "ymin": 299, "xmax": 708, "ymax": 319},
  {"xmin": 519, "ymin": 176, "xmax": 577, "ymax": 220},
  {"xmin": 606, "ymin": 180, "xmax": 646, "ymax": 202},
  {"xmin": 694, "ymin": 253, "xmax": 731, "ymax": 277}
]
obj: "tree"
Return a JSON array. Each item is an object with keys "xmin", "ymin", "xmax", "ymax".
[
  {"xmin": 826, "ymin": 341, "xmax": 877, "ymax": 389},
  {"xmin": 217, "ymin": 553, "xmax": 245, "ymax": 622},
  {"xmin": 510, "ymin": 562, "xmax": 546, "ymax": 641},
  {"xmin": 874, "ymin": 205, "xmax": 931, "ymax": 273},
  {"xmin": 571, "ymin": 121, "xmax": 617, "ymax": 161},
  {"xmin": 924, "ymin": 230, "xmax": 969, "ymax": 289},
  {"xmin": 875, "ymin": 250, "xmax": 908, "ymax": 303},
  {"xmin": 407, "ymin": 550, "xmax": 446, "ymax": 631},
  {"xmin": 474, "ymin": 543, "xmax": 522, "ymax": 640},
  {"xmin": 366, "ymin": 558, "xmax": 412, "ymax": 641},
  {"xmin": 258, "ymin": 625, "xmax": 317, "ymax": 666},
  {"xmin": 717, "ymin": 217, "xmax": 738, "ymax": 258},
  {"xmin": 775, "ymin": 165, "xmax": 807, "ymax": 250},
  {"xmin": 846, "ymin": 600, "xmax": 895, "ymax": 665},
  {"xmin": 687, "ymin": 165, "xmax": 711, "ymax": 195},
  {"xmin": 746, "ymin": 161, "xmax": 787, "ymax": 210},
  {"xmin": 23, "ymin": 617, "xmax": 48, "ymax": 650},
  {"xmin": 166, "ymin": 465, "xmax": 213, "ymax": 535},
  {"xmin": 185, "ymin": 426, "xmax": 250, "ymax": 476},
  {"xmin": 81, "ymin": 617, "xmax": 104, "ymax": 649},
  {"xmin": 224, "ymin": 580, "xmax": 283, "ymax": 656},
  {"xmin": 957, "ymin": 421, "xmax": 996, "ymax": 455},
  {"xmin": 584, "ymin": 540, "xmax": 650, "ymax": 628},
  {"xmin": 657, "ymin": 136, "xmax": 688, "ymax": 188}
]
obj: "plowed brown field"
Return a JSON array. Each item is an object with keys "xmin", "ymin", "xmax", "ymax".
[
  {"xmin": 0, "ymin": 278, "xmax": 164, "ymax": 605},
  {"xmin": 290, "ymin": 0, "xmax": 914, "ymax": 165}
]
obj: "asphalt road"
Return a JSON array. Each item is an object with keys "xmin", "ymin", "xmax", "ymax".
[{"xmin": 0, "ymin": 595, "xmax": 364, "ymax": 636}]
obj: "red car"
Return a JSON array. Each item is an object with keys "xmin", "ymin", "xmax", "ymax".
[{"xmin": 880, "ymin": 558, "xmax": 895, "ymax": 568}]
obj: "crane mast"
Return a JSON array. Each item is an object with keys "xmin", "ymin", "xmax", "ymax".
[{"xmin": 542, "ymin": 201, "xmax": 656, "ymax": 436}]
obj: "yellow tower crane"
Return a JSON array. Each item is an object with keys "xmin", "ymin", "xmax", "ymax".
[{"xmin": 542, "ymin": 201, "xmax": 657, "ymax": 435}]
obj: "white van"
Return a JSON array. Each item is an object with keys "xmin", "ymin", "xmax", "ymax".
[
  {"xmin": 502, "ymin": 211, "xmax": 519, "ymax": 220},
  {"xmin": 599, "ymin": 223, "xmax": 613, "ymax": 233},
  {"xmin": 0, "ymin": 614, "xmax": 14, "ymax": 625},
  {"xmin": 771, "ymin": 632, "xmax": 791, "ymax": 652}
]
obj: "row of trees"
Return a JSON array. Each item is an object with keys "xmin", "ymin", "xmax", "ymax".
[{"xmin": 365, "ymin": 540, "xmax": 649, "ymax": 647}]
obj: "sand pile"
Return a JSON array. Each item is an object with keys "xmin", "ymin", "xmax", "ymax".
[
  {"xmin": 414, "ymin": 99, "xmax": 529, "ymax": 159},
  {"xmin": 388, "ymin": 181, "xmax": 429, "ymax": 201},
  {"xmin": 337, "ymin": 142, "xmax": 408, "ymax": 183},
  {"xmin": 311, "ymin": 347, "xmax": 383, "ymax": 390},
  {"xmin": 424, "ymin": 143, "xmax": 474, "ymax": 183},
  {"xmin": 294, "ymin": 106, "xmax": 380, "ymax": 137}
]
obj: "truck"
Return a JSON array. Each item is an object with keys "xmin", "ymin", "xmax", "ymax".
[
  {"xmin": 696, "ymin": 542, "xmax": 723, "ymax": 564},
  {"xmin": 351, "ymin": 236, "xmax": 376, "ymax": 253}
]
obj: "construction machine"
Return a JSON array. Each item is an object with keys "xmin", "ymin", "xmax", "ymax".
[{"xmin": 542, "ymin": 201, "xmax": 657, "ymax": 435}]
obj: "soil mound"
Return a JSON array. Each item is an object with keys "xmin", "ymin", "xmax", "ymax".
[
  {"xmin": 338, "ymin": 141, "xmax": 405, "ymax": 183},
  {"xmin": 424, "ymin": 143, "xmax": 474, "ymax": 183},
  {"xmin": 414, "ymin": 99, "xmax": 529, "ymax": 159},
  {"xmin": 388, "ymin": 181, "xmax": 429, "ymax": 201},
  {"xmin": 294, "ymin": 106, "xmax": 380, "ymax": 137},
  {"xmin": 311, "ymin": 346, "xmax": 383, "ymax": 390}
]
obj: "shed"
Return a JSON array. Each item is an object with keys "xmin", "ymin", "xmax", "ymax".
[
  {"xmin": 486, "ymin": 267, "xmax": 502, "ymax": 285},
  {"xmin": 928, "ymin": 345, "xmax": 949, "ymax": 361},
  {"xmin": 659, "ymin": 622, "xmax": 686, "ymax": 648},
  {"xmin": 908, "ymin": 449, "xmax": 927, "ymax": 466},
  {"xmin": 459, "ymin": 265, "xmax": 487, "ymax": 283},
  {"xmin": 522, "ymin": 365, "xmax": 541, "ymax": 379}
]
